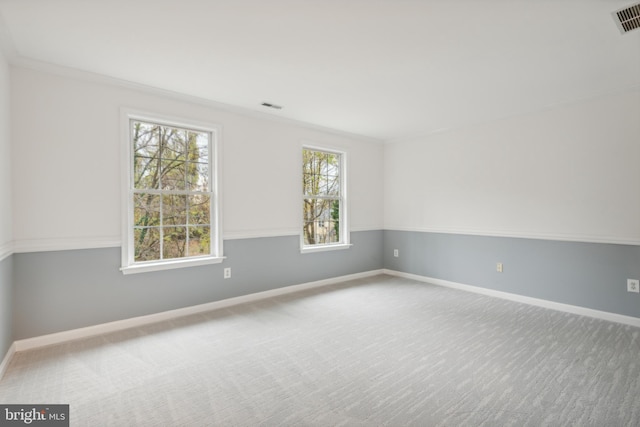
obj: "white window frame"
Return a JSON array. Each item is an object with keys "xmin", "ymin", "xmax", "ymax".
[
  {"xmin": 300, "ymin": 144, "xmax": 351, "ymax": 254},
  {"xmin": 120, "ymin": 109, "xmax": 224, "ymax": 274}
]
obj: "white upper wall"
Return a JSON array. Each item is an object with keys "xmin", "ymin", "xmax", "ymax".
[
  {"xmin": 10, "ymin": 63, "xmax": 639, "ymax": 250},
  {"xmin": 0, "ymin": 49, "xmax": 11, "ymax": 255},
  {"xmin": 384, "ymin": 89, "xmax": 640, "ymax": 245},
  {"xmin": 10, "ymin": 66, "xmax": 384, "ymax": 251}
]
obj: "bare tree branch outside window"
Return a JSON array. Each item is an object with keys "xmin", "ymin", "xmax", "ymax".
[
  {"xmin": 302, "ymin": 148, "xmax": 341, "ymax": 246},
  {"xmin": 132, "ymin": 120, "xmax": 211, "ymax": 262}
]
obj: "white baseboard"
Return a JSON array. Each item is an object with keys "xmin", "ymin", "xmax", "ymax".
[
  {"xmin": 13, "ymin": 269, "xmax": 384, "ymax": 352},
  {"xmin": 383, "ymin": 269, "xmax": 640, "ymax": 329},
  {"xmin": 0, "ymin": 342, "xmax": 16, "ymax": 381}
]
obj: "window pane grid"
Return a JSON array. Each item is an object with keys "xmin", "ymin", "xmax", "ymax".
[
  {"xmin": 302, "ymin": 147, "xmax": 344, "ymax": 247},
  {"xmin": 133, "ymin": 121, "xmax": 210, "ymax": 192},
  {"xmin": 130, "ymin": 119, "xmax": 214, "ymax": 264},
  {"xmin": 132, "ymin": 191, "xmax": 213, "ymax": 262},
  {"xmin": 133, "ymin": 189, "xmax": 211, "ymax": 196}
]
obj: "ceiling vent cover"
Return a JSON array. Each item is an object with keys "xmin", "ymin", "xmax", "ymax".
[
  {"xmin": 613, "ymin": 3, "xmax": 640, "ymax": 33},
  {"xmin": 261, "ymin": 102, "xmax": 283, "ymax": 110}
]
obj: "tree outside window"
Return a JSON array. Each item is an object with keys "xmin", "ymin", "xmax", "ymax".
[
  {"xmin": 131, "ymin": 120, "xmax": 212, "ymax": 262},
  {"xmin": 302, "ymin": 147, "xmax": 345, "ymax": 247}
]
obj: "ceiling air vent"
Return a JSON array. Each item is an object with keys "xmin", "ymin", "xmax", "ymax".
[
  {"xmin": 261, "ymin": 102, "xmax": 283, "ymax": 110},
  {"xmin": 613, "ymin": 3, "xmax": 640, "ymax": 34}
]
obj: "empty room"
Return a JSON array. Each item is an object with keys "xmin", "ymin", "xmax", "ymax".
[{"xmin": 1, "ymin": 1, "xmax": 639, "ymax": 425}]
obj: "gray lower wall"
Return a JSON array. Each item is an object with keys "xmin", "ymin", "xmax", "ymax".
[
  {"xmin": 0, "ymin": 255, "xmax": 13, "ymax": 359},
  {"xmin": 13, "ymin": 230, "xmax": 383, "ymax": 340},
  {"xmin": 12, "ymin": 228, "xmax": 639, "ymax": 342},
  {"xmin": 384, "ymin": 230, "xmax": 640, "ymax": 318}
]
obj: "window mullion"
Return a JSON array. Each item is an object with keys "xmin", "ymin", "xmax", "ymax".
[
  {"xmin": 302, "ymin": 195, "xmax": 339, "ymax": 200},
  {"xmin": 159, "ymin": 189, "xmax": 164, "ymax": 260},
  {"xmin": 124, "ymin": 113, "xmax": 221, "ymax": 272},
  {"xmin": 186, "ymin": 192, "xmax": 190, "ymax": 258},
  {"xmin": 302, "ymin": 147, "xmax": 347, "ymax": 249},
  {"xmin": 182, "ymin": 136, "xmax": 189, "ymax": 258}
]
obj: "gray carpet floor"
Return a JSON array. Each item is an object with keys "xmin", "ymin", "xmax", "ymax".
[{"xmin": 1, "ymin": 274, "xmax": 639, "ymax": 426}]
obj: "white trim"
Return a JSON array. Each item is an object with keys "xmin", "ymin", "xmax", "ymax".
[
  {"xmin": 351, "ymin": 226, "xmax": 383, "ymax": 233},
  {"xmin": 7, "ymin": 227, "xmax": 633, "ymax": 254},
  {"xmin": 13, "ymin": 237, "xmax": 120, "ymax": 253},
  {"xmin": 223, "ymin": 228, "xmax": 300, "ymax": 240},
  {"xmin": 383, "ymin": 226, "xmax": 640, "ymax": 247},
  {"xmin": 10, "ymin": 57, "xmax": 383, "ymax": 145},
  {"xmin": 383, "ymin": 269, "xmax": 640, "ymax": 329},
  {"xmin": 301, "ymin": 243, "xmax": 353, "ymax": 254},
  {"xmin": 120, "ymin": 255, "xmax": 225, "ymax": 275},
  {"xmin": 0, "ymin": 241, "xmax": 12, "ymax": 262},
  {"xmin": 300, "ymin": 144, "xmax": 350, "ymax": 252},
  {"xmin": 13, "ymin": 270, "xmax": 384, "ymax": 352},
  {"xmin": 120, "ymin": 109, "xmax": 224, "ymax": 273},
  {"xmin": 0, "ymin": 342, "xmax": 16, "ymax": 381},
  {"xmin": 224, "ymin": 227, "xmax": 381, "ymax": 241},
  {"xmin": 5, "ymin": 229, "xmax": 383, "ymax": 254}
]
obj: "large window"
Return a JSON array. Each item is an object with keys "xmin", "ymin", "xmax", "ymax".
[
  {"xmin": 301, "ymin": 146, "xmax": 350, "ymax": 253},
  {"xmin": 121, "ymin": 111, "xmax": 222, "ymax": 274}
]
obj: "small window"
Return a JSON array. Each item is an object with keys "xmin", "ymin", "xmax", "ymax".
[
  {"xmin": 301, "ymin": 146, "xmax": 350, "ymax": 253},
  {"xmin": 121, "ymin": 111, "xmax": 223, "ymax": 274}
]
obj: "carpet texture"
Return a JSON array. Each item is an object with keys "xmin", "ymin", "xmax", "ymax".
[{"xmin": 1, "ymin": 275, "xmax": 639, "ymax": 426}]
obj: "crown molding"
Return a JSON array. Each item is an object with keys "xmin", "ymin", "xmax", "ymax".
[{"xmin": 9, "ymin": 56, "xmax": 383, "ymax": 145}]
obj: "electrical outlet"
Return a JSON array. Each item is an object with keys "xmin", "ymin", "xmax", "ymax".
[
  {"xmin": 496, "ymin": 262, "xmax": 503, "ymax": 273},
  {"xmin": 628, "ymin": 279, "xmax": 639, "ymax": 293},
  {"xmin": 394, "ymin": 249, "xmax": 399, "ymax": 257},
  {"xmin": 224, "ymin": 268, "xmax": 231, "ymax": 279}
]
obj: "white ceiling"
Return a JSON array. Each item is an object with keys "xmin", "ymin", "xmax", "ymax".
[{"xmin": 0, "ymin": 0, "xmax": 638, "ymax": 141}]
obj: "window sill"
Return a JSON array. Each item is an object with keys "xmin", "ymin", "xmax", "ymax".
[
  {"xmin": 121, "ymin": 256, "xmax": 225, "ymax": 275},
  {"xmin": 300, "ymin": 243, "xmax": 353, "ymax": 254}
]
